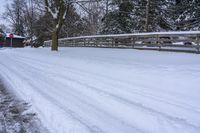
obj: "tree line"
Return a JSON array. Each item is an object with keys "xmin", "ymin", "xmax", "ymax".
[{"xmin": 0, "ymin": 0, "xmax": 199, "ymax": 50}]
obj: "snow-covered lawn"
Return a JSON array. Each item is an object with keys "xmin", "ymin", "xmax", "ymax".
[{"xmin": 0, "ymin": 47, "xmax": 200, "ymax": 133}]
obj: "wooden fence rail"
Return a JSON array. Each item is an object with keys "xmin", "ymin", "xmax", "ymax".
[{"xmin": 44, "ymin": 31, "xmax": 200, "ymax": 53}]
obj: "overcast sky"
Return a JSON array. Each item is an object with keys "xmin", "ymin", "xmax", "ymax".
[{"xmin": 0, "ymin": 0, "xmax": 11, "ymax": 25}]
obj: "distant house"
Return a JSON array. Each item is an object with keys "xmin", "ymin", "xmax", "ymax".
[{"xmin": 4, "ymin": 33, "xmax": 25, "ymax": 47}]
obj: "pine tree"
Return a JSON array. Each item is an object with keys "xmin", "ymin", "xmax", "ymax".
[
  {"xmin": 101, "ymin": 0, "xmax": 134, "ymax": 34},
  {"xmin": 172, "ymin": 0, "xmax": 200, "ymax": 30},
  {"xmin": 101, "ymin": 0, "xmax": 175, "ymax": 33},
  {"xmin": 144, "ymin": 0, "xmax": 174, "ymax": 32}
]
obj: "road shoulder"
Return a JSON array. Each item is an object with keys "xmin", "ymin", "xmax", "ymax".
[{"xmin": 0, "ymin": 80, "xmax": 49, "ymax": 133}]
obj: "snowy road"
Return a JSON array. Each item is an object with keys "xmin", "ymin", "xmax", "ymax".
[
  {"xmin": 0, "ymin": 47, "xmax": 200, "ymax": 133},
  {"xmin": 0, "ymin": 79, "xmax": 48, "ymax": 133}
]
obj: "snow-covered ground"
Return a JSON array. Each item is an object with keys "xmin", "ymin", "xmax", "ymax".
[
  {"xmin": 0, "ymin": 47, "xmax": 200, "ymax": 133},
  {"xmin": 0, "ymin": 79, "xmax": 48, "ymax": 133}
]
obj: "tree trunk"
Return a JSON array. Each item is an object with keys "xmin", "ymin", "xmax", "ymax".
[
  {"xmin": 51, "ymin": 30, "xmax": 58, "ymax": 51},
  {"xmin": 44, "ymin": 0, "xmax": 70, "ymax": 51},
  {"xmin": 106, "ymin": 0, "xmax": 109, "ymax": 15},
  {"xmin": 144, "ymin": 0, "xmax": 150, "ymax": 32}
]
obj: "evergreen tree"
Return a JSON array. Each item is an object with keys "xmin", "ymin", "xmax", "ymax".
[
  {"xmin": 144, "ymin": 0, "xmax": 174, "ymax": 32},
  {"xmin": 101, "ymin": 0, "xmax": 175, "ymax": 33},
  {"xmin": 172, "ymin": 0, "xmax": 200, "ymax": 30},
  {"xmin": 132, "ymin": 0, "xmax": 146, "ymax": 32},
  {"xmin": 101, "ymin": 0, "xmax": 134, "ymax": 34}
]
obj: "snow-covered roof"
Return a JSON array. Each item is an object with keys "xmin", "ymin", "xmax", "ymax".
[{"xmin": 6, "ymin": 33, "xmax": 25, "ymax": 39}]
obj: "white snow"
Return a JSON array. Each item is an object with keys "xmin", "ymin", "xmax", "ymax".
[
  {"xmin": 0, "ymin": 47, "xmax": 200, "ymax": 133},
  {"xmin": 6, "ymin": 33, "xmax": 25, "ymax": 39},
  {"xmin": 46, "ymin": 6, "xmax": 59, "ymax": 19},
  {"xmin": 44, "ymin": 31, "xmax": 200, "ymax": 42}
]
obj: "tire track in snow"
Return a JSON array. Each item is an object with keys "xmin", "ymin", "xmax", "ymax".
[
  {"xmin": 0, "ymin": 60, "xmax": 105, "ymax": 133},
  {"xmin": 0, "ymin": 55, "xmax": 145, "ymax": 133},
  {"xmin": 7, "ymin": 54, "xmax": 200, "ymax": 132},
  {"xmin": 13, "ymin": 54, "xmax": 200, "ymax": 113},
  {"xmin": 14, "ymin": 55, "xmax": 200, "ymax": 115}
]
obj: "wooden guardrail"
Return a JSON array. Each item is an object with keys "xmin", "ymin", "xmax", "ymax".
[{"xmin": 44, "ymin": 31, "xmax": 200, "ymax": 53}]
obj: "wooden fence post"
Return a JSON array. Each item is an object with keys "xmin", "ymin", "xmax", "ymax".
[
  {"xmin": 71, "ymin": 40, "xmax": 73, "ymax": 46},
  {"xmin": 157, "ymin": 35, "xmax": 161, "ymax": 51},
  {"xmin": 197, "ymin": 35, "xmax": 200, "ymax": 54},
  {"xmin": 132, "ymin": 37, "xmax": 135, "ymax": 48},
  {"xmin": 95, "ymin": 38, "xmax": 98, "ymax": 47},
  {"xmin": 87, "ymin": 38, "xmax": 90, "ymax": 47},
  {"xmin": 83, "ymin": 38, "xmax": 85, "ymax": 46},
  {"xmin": 111, "ymin": 38, "xmax": 114, "ymax": 47},
  {"xmin": 73, "ymin": 40, "xmax": 75, "ymax": 47},
  {"xmin": 65, "ymin": 40, "xmax": 68, "ymax": 47}
]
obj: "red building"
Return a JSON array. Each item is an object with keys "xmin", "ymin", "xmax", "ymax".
[{"xmin": 4, "ymin": 33, "xmax": 25, "ymax": 47}]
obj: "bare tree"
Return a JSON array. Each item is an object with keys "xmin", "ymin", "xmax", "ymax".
[
  {"xmin": 75, "ymin": 0, "xmax": 105, "ymax": 34},
  {"xmin": 0, "ymin": 24, "xmax": 11, "ymax": 33},
  {"xmin": 4, "ymin": 0, "xmax": 26, "ymax": 36},
  {"xmin": 44, "ymin": 0, "xmax": 70, "ymax": 51}
]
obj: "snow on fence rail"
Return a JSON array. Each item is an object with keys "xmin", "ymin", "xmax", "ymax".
[{"xmin": 44, "ymin": 31, "xmax": 200, "ymax": 53}]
